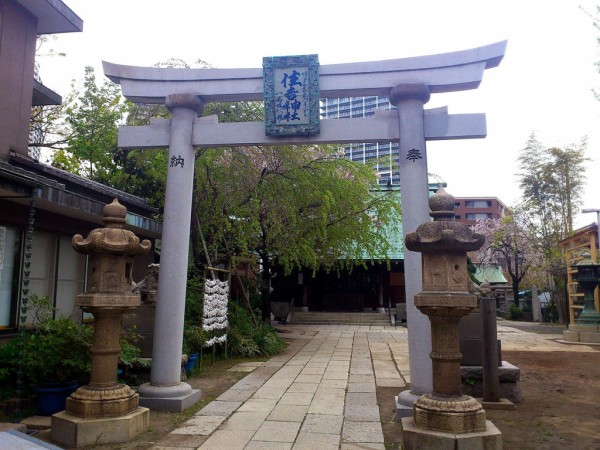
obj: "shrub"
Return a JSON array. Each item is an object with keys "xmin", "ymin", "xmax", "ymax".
[
  {"xmin": 25, "ymin": 315, "xmax": 93, "ymax": 386},
  {"xmin": 227, "ymin": 302, "xmax": 285, "ymax": 357},
  {"xmin": 183, "ymin": 325, "xmax": 208, "ymax": 355},
  {"xmin": 182, "ymin": 275, "xmax": 285, "ymax": 360},
  {"xmin": 119, "ymin": 325, "xmax": 148, "ymax": 369},
  {"xmin": 509, "ymin": 304, "xmax": 523, "ymax": 320},
  {"xmin": 0, "ymin": 315, "xmax": 92, "ymax": 400},
  {"xmin": 0, "ymin": 296, "xmax": 144, "ymax": 400},
  {"xmin": 185, "ymin": 274, "xmax": 204, "ymax": 328},
  {"xmin": 541, "ymin": 301, "xmax": 560, "ymax": 323}
]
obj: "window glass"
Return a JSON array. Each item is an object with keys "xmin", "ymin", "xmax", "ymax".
[
  {"xmin": 0, "ymin": 226, "xmax": 20, "ymax": 328},
  {"xmin": 466, "ymin": 213, "xmax": 492, "ymax": 220},
  {"xmin": 465, "ymin": 200, "xmax": 492, "ymax": 208},
  {"xmin": 25, "ymin": 232, "xmax": 56, "ymax": 325},
  {"xmin": 55, "ymin": 235, "xmax": 86, "ymax": 318},
  {"xmin": 29, "ymin": 232, "xmax": 56, "ymax": 300}
]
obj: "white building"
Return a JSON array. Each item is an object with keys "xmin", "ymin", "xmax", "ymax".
[{"xmin": 320, "ymin": 96, "xmax": 399, "ymax": 184}]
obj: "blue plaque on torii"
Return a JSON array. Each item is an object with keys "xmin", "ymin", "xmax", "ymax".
[{"xmin": 263, "ymin": 54, "xmax": 320, "ymax": 137}]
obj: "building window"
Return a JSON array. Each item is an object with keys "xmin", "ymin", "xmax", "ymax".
[
  {"xmin": 55, "ymin": 235, "xmax": 86, "ymax": 318},
  {"xmin": 465, "ymin": 200, "xmax": 492, "ymax": 208},
  {"xmin": 466, "ymin": 213, "xmax": 492, "ymax": 220},
  {"xmin": 0, "ymin": 226, "xmax": 85, "ymax": 329},
  {"xmin": 454, "ymin": 215, "xmax": 461, "ymax": 220},
  {"xmin": 0, "ymin": 226, "xmax": 21, "ymax": 328},
  {"xmin": 454, "ymin": 202, "xmax": 461, "ymax": 208}
]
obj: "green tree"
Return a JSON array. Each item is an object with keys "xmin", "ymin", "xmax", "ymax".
[
  {"xmin": 194, "ymin": 145, "xmax": 400, "ymax": 321},
  {"xmin": 518, "ymin": 133, "xmax": 588, "ymax": 237},
  {"xmin": 51, "ymin": 66, "xmax": 129, "ymax": 183},
  {"xmin": 516, "ymin": 133, "xmax": 589, "ymax": 321}
]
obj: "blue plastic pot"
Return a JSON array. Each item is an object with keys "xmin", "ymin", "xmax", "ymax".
[
  {"xmin": 184, "ymin": 353, "xmax": 199, "ymax": 374},
  {"xmin": 33, "ymin": 382, "xmax": 78, "ymax": 416}
]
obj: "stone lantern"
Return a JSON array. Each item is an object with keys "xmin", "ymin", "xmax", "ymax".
[
  {"xmin": 573, "ymin": 250, "xmax": 600, "ymax": 325},
  {"xmin": 401, "ymin": 187, "xmax": 502, "ymax": 449},
  {"xmin": 52, "ymin": 199, "xmax": 151, "ymax": 448},
  {"xmin": 563, "ymin": 249, "xmax": 600, "ymax": 344}
]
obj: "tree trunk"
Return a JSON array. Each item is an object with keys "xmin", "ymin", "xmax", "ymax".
[
  {"xmin": 552, "ymin": 275, "xmax": 568, "ymax": 324},
  {"xmin": 190, "ymin": 184, "xmax": 206, "ymax": 276},
  {"xmin": 261, "ymin": 259, "xmax": 271, "ymax": 322},
  {"xmin": 512, "ymin": 279, "xmax": 520, "ymax": 307}
]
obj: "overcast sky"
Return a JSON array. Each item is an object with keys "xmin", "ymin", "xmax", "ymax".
[{"xmin": 38, "ymin": 0, "xmax": 600, "ymax": 228}]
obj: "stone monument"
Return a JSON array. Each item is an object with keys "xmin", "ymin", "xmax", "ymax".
[
  {"xmin": 51, "ymin": 199, "xmax": 151, "ymax": 448},
  {"xmin": 125, "ymin": 263, "xmax": 160, "ymax": 357},
  {"xmin": 401, "ymin": 188, "xmax": 502, "ymax": 449}
]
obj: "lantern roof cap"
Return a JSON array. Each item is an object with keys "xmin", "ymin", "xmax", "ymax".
[
  {"xmin": 72, "ymin": 199, "xmax": 152, "ymax": 256},
  {"xmin": 405, "ymin": 188, "xmax": 485, "ymax": 253},
  {"xmin": 575, "ymin": 249, "xmax": 599, "ymax": 267}
]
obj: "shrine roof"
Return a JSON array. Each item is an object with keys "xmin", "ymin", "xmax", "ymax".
[
  {"xmin": 473, "ymin": 263, "xmax": 508, "ymax": 284},
  {"xmin": 0, "ymin": 154, "xmax": 161, "ymax": 238}
]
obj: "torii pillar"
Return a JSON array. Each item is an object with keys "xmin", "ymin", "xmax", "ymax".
[
  {"xmin": 137, "ymin": 94, "xmax": 203, "ymax": 411},
  {"xmin": 390, "ymin": 83, "xmax": 434, "ymax": 414}
]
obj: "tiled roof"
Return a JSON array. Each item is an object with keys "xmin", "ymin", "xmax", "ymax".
[
  {"xmin": 9, "ymin": 153, "xmax": 157, "ymax": 214},
  {"xmin": 473, "ymin": 263, "xmax": 508, "ymax": 284},
  {"xmin": 1, "ymin": 155, "xmax": 161, "ymax": 236}
]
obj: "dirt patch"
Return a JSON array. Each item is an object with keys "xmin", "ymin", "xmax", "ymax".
[
  {"xmin": 377, "ymin": 386, "xmax": 404, "ymax": 448},
  {"xmin": 379, "ymin": 348, "xmax": 600, "ymax": 450},
  {"xmin": 488, "ymin": 350, "xmax": 600, "ymax": 450}
]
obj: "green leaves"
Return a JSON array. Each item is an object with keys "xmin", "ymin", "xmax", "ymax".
[
  {"xmin": 193, "ymin": 144, "xmax": 400, "ymax": 319},
  {"xmin": 517, "ymin": 133, "xmax": 589, "ymax": 237},
  {"xmin": 46, "ymin": 66, "xmax": 129, "ymax": 185},
  {"xmin": 63, "ymin": 66, "xmax": 129, "ymax": 182},
  {"xmin": 194, "ymin": 145, "xmax": 399, "ymax": 276}
]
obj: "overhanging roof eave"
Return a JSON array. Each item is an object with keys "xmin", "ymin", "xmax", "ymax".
[{"xmin": 17, "ymin": 0, "xmax": 83, "ymax": 34}]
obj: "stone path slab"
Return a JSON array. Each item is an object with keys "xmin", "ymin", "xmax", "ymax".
[{"xmin": 151, "ymin": 325, "xmax": 411, "ymax": 450}]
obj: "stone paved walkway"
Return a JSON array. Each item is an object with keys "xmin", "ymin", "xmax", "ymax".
[
  {"xmin": 150, "ymin": 322, "xmax": 592, "ymax": 449},
  {"xmin": 151, "ymin": 325, "xmax": 409, "ymax": 450}
]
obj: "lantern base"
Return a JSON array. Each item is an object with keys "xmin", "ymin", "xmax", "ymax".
[
  {"xmin": 51, "ymin": 406, "xmax": 149, "ymax": 448},
  {"xmin": 66, "ymin": 384, "xmax": 139, "ymax": 418},
  {"xmin": 413, "ymin": 394, "xmax": 486, "ymax": 434},
  {"xmin": 402, "ymin": 417, "xmax": 502, "ymax": 450},
  {"xmin": 575, "ymin": 310, "xmax": 600, "ymax": 326},
  {"xmin": 564, "ymin": 324, "xmax": 600, "ymax": 344}
]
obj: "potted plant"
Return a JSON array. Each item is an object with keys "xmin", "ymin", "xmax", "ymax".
[
  {"xmin": 0, "ymin": 319, "xmax": 91, "ymax": 415},
  {"xmin": 27, "ymin": 314, "xmax": 92, "ymax": 414},
  {"xmin": 0, "ymin": 296, "xmax": 144, "ymax": 416},
  {"xmin": 182, "ymin": 325, "xmax": 207, "ymax": 375}
]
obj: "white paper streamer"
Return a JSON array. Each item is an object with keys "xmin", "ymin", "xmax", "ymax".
[{"xmin": 203, "ymin": 279, "xmax": 229, "ymax": 347}]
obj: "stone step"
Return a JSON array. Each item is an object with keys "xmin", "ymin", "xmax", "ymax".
[{"xmin": 290, "ymin": 312, "xmax": 392, "ymax": 325}]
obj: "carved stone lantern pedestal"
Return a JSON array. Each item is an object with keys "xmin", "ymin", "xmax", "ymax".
[
  {"xmin": 401, "ymin": 188, "xmax": 502, "ymax": 450},
  {"xmin": 51, "ymin": 199, "xmax": 152, "ymax": 448},
  {"xmin": 412, "ymin": 295, "xmax": 486, "ymax": 433}
]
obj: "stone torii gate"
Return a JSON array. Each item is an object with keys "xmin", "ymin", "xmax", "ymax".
[{"xmin": 103, "ymin": 41, "xmax": 506, "ymax": 412}]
